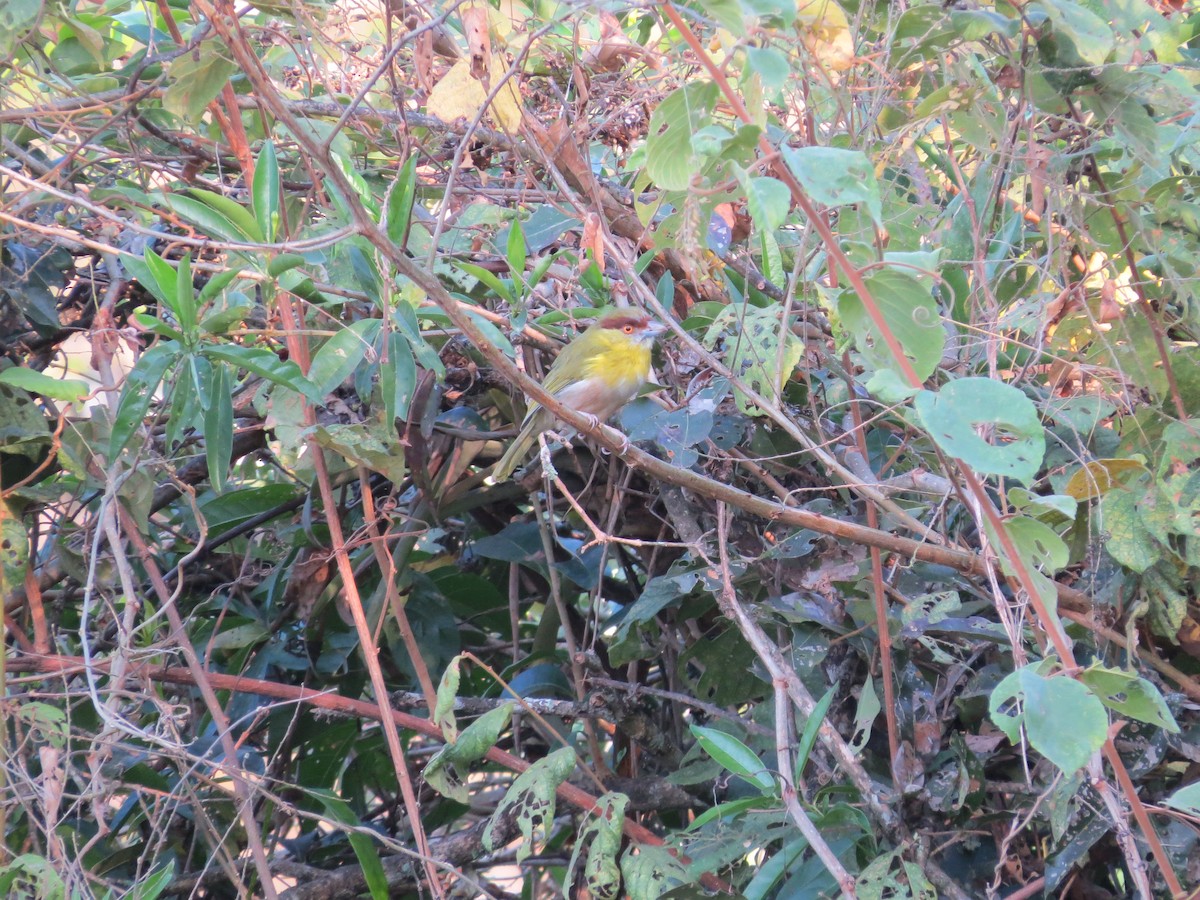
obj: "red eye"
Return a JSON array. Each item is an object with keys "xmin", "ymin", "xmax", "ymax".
[{"xmin": 623, "ymin": 324, "xmax": 634, "ymax": 334}]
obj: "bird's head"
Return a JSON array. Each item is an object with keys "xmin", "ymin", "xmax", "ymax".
[{"xmin": 593, "ymin": 310, "xmax": 667, "ymax": 347}]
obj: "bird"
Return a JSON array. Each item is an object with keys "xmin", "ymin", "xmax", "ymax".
[{"xmin": 491, "ymin": 309, "xmax": 666, "ymax": 480}]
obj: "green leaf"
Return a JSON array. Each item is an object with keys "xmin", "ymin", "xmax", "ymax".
[
  {"xmin": 203, "ymin": 362, "xmax": 233, "ymax": 494},
  {"xmin": 381, "ymin": 330, "xmax": 417, "ymax": 424},
  {"xmin": 1100, "ymin": 487, "xmax": 1159, "ymax": 573},
  {"xmin": 1078, "ymin": 666, "xmax": 1179, "ymax": 733},
  {"xmin": 434, "ymin": 655, "xmax": 461, "ymax": 741},
  {"xmin": 795, "ymin": 684, "xmax": 837, "ymax": 781},
  {"xmin": 999, "ymin": 516, "xmax": 1068, "ymax": 573},
  {"xmin": 1165, "ymin": 782, "xmax": 1200, "ymax": 816},
  {"xmin": 139, "ymin": 248, "xmax": 181, "ymax": 315},
  {"xmin": 385, "ymin": 155, "xmax": 419, "ymax": 247},
  {"xmin": 0, "ymin": 499, "xmax": 30, "ymax": 600},
  {"xmin": 483, "ymin": 746, "xmax": 576, "ymax": 860},
  {"xmin": 686, "ymin": 795, "xmax": 779, "ymax": 832},
  {"xmin": 837, "ymin": 268, "xmax": 944, "ymax": 401},
  {"xmin": 850, "ymin": 675, "xmax": 881, "ymax": 753},
  {"xmin": 310, "ymin": 789, "xmax": 388, "ymax": 900},
  {"xmin": 448, "ymin": 262, "xmax": 513, "ymax": 304},
  {"xmin": 646, "ymin": 82, "xmax": 720, "ymax": 191},
  {"xmin": 989, "ymin": 666, "xmax": 1107, "ymax": 774},
  {"xmin": 690, "ymin": 724, "xmax": 775, "ymax": 794},
  {"xmin": 1037, "ymin": 0, "xmax": 1114, "ymax": 67},
  {"xmin": 782, "ymin": 146, "xmax": 882, "ymax": 224},
  {"xmin": 252, "ymin": 140, "xmax": 280, "ymax": 241},
  {"xmin": 506, "ymin": 216, "xmax": 527, "ymax": 282},
  {"xmin": 128, "ymin": 862, "xmax": 174, "ymax": 900},
  {"xmin": 266, "ymin": 253, "xmax": 306, "ymax": 278},
  {"xmin": 308, "ymin": 319, "xmax": 381, "ymax": 399},
  {"xmin": 187, "ymin": 188, "xmax": 265, "ymax": 242},
  {"xmin": 621, "ymin": 844, "xmax": 689, "ymax": 898},
  {"xmin": 0, "ymin": 367, "xmax": 88, "ymax": 403},
  {"xmin": 423, "ymin": 703, "xmax": 514, "ymax": 803},
  {"xmin": 202, "ymin": 344, "xmax": 321, "ymax": 403},
  {"xmin": 312, "ymin": 422, "xmax": 406, "ymax": 485},
  {"xmin": 207, "ymin": 620, "xmax": 268, "ymax": 650},
  {"xmin": 160, "ymin": 193, "xmax": 259, "ymax": 244},
  {"xmin": 175, "ymin": 253, "xmax": 198, "ymax": 338},
  {"xmin": 914, "ymin": 378, "xmax": 1045, "ymax": 485},
  {"xmin": 163, "ymin": 41, "xmax": 238, "ymax": 123},
  {"xmin": 110, "ymin": 342, "xmax": 177, "ymax": 459},
  {"xmin": 0, "ymin": 0, "xmax": 43, "ymax": 62},
  {"xmin": 704, "ymin": 304, "xmax": 802, "ymax": 414},
  {"xmin": 197, "ymin": 266, "xmax": 243, "ymax": 305},
  {"xmin": 740, "ymin": 174, "xmax": 791, "ymax": 231},
  {"xmin": 566, "ymin": 792, "xmax": 627, "ymax": 900}
]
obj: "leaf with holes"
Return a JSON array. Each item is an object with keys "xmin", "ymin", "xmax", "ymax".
[
  {"xmin": 483, "ymin": 746, "xmax": 576, "ymax": 861},
  {"xmin": 424, "ymin": 703, "xmax": 513, "ymax": 803},
  {"xmin": 1078, "ymin": 666, "xmax": 1178, "ymax": 733},
  {"xmin": 914, "ymin": 378, "xmax": 1045, "ymax": 485},
  {"xmin": 989, "ymin": 665, "xmax": 1107, "ymax": 774},
  {"xmin": 566, "ymin": 793, "xmax": 628, "ymax": 900}
]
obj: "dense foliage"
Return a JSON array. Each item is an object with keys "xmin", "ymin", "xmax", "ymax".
[{"xmin": 2, "ymin": 0, "xmax": 1199, "ymax": 897}]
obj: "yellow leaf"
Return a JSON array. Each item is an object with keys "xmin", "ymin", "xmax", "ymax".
[
  {"xmin": 795, "ymin": 0, "xmax": 855, "ymax": 72},
  {"xmin": 1064, "ymin": 459, "xmax": 1147, "ymax": 501},
  {"xmin": 427, "ymin": 57, "xmax": 523, "ymax": 132}
]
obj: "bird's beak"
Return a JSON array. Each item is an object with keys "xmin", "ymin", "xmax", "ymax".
[{"xmin": 646, "ymin": 321, "xmax": 668, "ymax": 338}]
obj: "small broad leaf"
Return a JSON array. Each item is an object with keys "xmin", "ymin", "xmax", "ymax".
[
  {"xmin": 1039, "ymin": 0, "xmax": 1114, "ymax": 67},
  {"xmin": 203, "ymin": 344, "xmax": 322, "ymax": 403},
  {"xmin": 646, "ymin": 82, "xmax": 720, "ymax": 191},
  {"xmin": 782, "ymin": 145, "xmax": 882, "ymax": 224},
  {"xmin": 838, "ymin": 268, "xmax": 944, "ymax": 401},
  {"xmin": 795, "ymin": 684, "xmax": 837, "ymax": 781},
  {"xmin": 385, "ymin": 155, "xmax": 419, "ymax": 248},
  {"xmin": 1100, "ymin": 487, "xmax": 1159, "ymax": 573},
  {"xmin": 381, "ymin": 330, "xmax": 417, "ymax": 424},
  {"xmin": 1078, "ymin": 666, "xmax": 1179, "ymax": 733},
  {"xmin": 914, "ymin": 378, "xmax": 1045, "ymax": 485},
  {"xmin": 621, "ymin": 844, "xmax": 688, "ymax": 897},
  {"xmin": 1165, "ymin": 782, "xmax": 1200, "ymax": 816},
  {"xmin": 739, "ymin": 174, "xmax": 791, "ymax": 231},
  {"xmin": 989, "ymin": 666, "xmax": 1107, "ymax": 774},
  {"xmin": 312, "ymin": 422, "xmax": 406, "ymax": 485},
  {"xmin": 163, "ymin": 42, "xmax": 239, "ymax": 123}
]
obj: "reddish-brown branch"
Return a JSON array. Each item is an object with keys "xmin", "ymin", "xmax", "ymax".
[{"xmin": 10, "ymin": 651, "xmax": 733, "ymax": 893}]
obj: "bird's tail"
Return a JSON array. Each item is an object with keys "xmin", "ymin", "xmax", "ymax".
[{"xmin": 491, "ymin": 408, "xmax": 549, "ymax": 480}]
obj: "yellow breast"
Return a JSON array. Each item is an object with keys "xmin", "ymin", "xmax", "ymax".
[{"xmin": 582, "ymin": 331, "xmax": 652, "ymax": 391}]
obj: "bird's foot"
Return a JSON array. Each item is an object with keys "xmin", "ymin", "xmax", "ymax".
[{"xmin": 598, "ymin": 433, "xmax": 632, "ymax": 458}]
